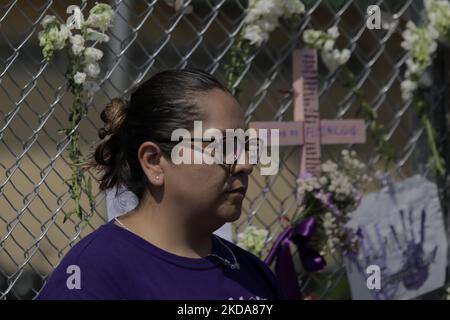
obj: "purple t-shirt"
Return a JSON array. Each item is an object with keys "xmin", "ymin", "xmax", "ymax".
[{"xmin": 36, "ymin": 220, "xmax": 285, "ymax": 300}]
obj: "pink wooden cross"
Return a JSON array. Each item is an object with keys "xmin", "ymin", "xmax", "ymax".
[{"xmin": 250, "ymin": 49, "xmax": 366, "ymax": 177}]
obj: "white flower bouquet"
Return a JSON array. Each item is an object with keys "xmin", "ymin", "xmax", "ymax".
[
  {"xmin": 400, "ymin": 0, "xmax": 450, "ymax": 101},
  {"xmin": 399, "ymin": 0, "xmax": 450, "ymax": 176},
  {"xmin": 225, "ymin": 0, "xmax": 305, "ymax": 94},
  {"xmin": 38, "ymin": 2, "xmax": 114, "ymax": 221},
  {"xmin": 39, "ymin": 2, "xmax": 113, "ymax": 94},
  {"xmin": 242, "ymin": 0, "xmax": 305, "ymax": 46},
  {"xmin": 294, "ymin": 150, "xmax": 371, "ymax": 256},
  {"xmin": 302, "ymin": 26, "xmax": 350, "ymax": 72}
]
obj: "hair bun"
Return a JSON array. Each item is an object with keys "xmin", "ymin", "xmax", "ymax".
[{"xmin": 98, "ymin": 98, "xmax": 129, "ymax": 139}]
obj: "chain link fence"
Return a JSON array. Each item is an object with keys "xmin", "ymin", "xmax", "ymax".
[{"xmin": 1, "ymin": 0, "xmax": 449, "ymax": 299}]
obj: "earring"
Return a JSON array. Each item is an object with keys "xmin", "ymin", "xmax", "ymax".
[{"xmin": 155, "ymin": 175, "xmax": 160, "ymax": 180}]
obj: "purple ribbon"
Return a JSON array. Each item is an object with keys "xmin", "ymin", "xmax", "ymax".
[{"xmin": 264, "ymin": 217, "xmax": 326, "ymax": 300}]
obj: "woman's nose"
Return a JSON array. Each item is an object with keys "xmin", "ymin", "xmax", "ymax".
[
  {"xmin": 230, "ymin": 159, "xmax": 254, "ymax": 176},
  {"xmin": 231, "ymin": 163, "xmax": 254, "ymax": 175}
]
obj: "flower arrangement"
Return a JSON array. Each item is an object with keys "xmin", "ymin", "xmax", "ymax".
[
  {"xmin": 264, "ymin": 150, "xmax": 371, "ymax": 299},
  {"xmin": 294, "ymin": 149, "xmax": 371, "ymax": 256},
  {"xmin": 401, "ymin": 0, "xmax": 450, "ymax": 101},
  {"xmin": 302, "ymin": 26, "xmax": 350, "ymax": 72},
  {"xmin": 242, "ymin": 0, "xmax": 305, "ymax": 47},
  {"xmin": 400, "ymin": 0, "xmax": 450, "ymax": 176},
  {"xmin": 263, "ymin": 150, "xmax": 370, "ymax": 299},
  {"xmin": 224, "ymin": 0, "xmax": 305, "ymax": 94},
  {"xmin": 38, "ymin": 2, "xmax": 114, "ymax": 221},
  {"xmin": 236, "ymin": 225, "xmax": 269, "ymax": 258}
]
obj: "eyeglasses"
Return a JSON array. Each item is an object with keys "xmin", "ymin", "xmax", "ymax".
[{"xmin": 156, "ymin": 135, "xmax": 264, "ymax": 173}]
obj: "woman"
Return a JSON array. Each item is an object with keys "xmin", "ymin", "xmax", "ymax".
[{"xmin": 37, "ymin": 69, "xmax": 284, "ymax": 300}]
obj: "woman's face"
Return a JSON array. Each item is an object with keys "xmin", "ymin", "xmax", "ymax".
[{"xmin": 164, "ymin": 88, "xmax": 254, "ymax": 230}]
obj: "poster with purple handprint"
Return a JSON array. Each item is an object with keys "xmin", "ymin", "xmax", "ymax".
[{"xmin": 344, "ymin": 175, "xmax": 447, "ymax": 300}]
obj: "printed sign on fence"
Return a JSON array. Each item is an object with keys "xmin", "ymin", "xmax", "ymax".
[{"xmin": 345, "ymin": 175, "xmax": 447, "ymax": 300}]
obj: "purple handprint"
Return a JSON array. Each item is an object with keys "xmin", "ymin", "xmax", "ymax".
[
  {"xmin": 396, "ymin": 208, "xmax": 437, "ymax": 290},
  {"xmin": 350, "ymin": 224, "xmax": 400, "ymax": 300},
  {"xmin": 353, "ymin": 207, "xmax": 437, "ymax": 299}
]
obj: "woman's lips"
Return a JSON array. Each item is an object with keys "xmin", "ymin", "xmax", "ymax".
[{"xmin": 226, "ymin": 187, "xmax": 247, "ymax": 198}]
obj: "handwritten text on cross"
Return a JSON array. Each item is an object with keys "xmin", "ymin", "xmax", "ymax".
[{"xmin": 250, "ymin": 49, "xmax": 366, "ymax": 177}]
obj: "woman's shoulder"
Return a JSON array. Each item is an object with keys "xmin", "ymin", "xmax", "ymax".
[
  {"xmin": 36, "ymin": 221, "xmax": 129, "ymax": 299},
  {"xmin": 60, "ymin": 221, "xmax": 123, "ymax": 262}
]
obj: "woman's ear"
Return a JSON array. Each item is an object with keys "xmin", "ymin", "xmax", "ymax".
[{"xmin": 138, "ymin": 141, "xmax": 164, "ymax": 187}]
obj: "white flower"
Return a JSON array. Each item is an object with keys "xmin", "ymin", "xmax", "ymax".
[
  {"xmin": 237, "ymin": 225, "xmax": 269, "ymax": 257},
  {"xmin": 303, "ymin": 29, "xmax": 324, "ymax": 49},
  {"xmin": 250, "ymin": 0, "xmax": 283, "ymax": 17},
  {"xmin": 425, "ymin": 0, "xmax": 450, "ymax": 35},
  {"xmin": 380, "ymin": 11, "xmax": 398, "ymax": 30},
  {"xmin": 41, "ymin": 15, "xmax": 57, "ymax": 28},
  {"xmin": 244, "ymin": 10, "xmax": 260, "ymax": 24},
  {"xmin": 280, "ymin": 0, "xmax": 305, "ymax": 16},
  {"xmin": 85, "ymin": 3, "xmax": 114, "ymax": 32},
  {"xmin": 244, "ymin": 1, "xmax": 281, "ymax": 43},
  {"xmin": 243, "ymin": 0, "xmax": 305, "ymax": 47},
  {"xmin": 323, "ymin": 39, "xmax": 334, "ymax": 51},
  {"xmin": 243, "ymin": 24, "xmax": 267, "ymax": 46},
  {"xmin": 426, "ymin": 24, "xmax": 439, "ymax": 40},
  {"xmin": 400, "ymin": 79, "xmax": 417, "ymax": 101},
  {"xmin": 319, "ymin": 176, "xmax": 328, "ymax": 185},
  {"xmin": 39, "ymin": 26, "xmax": 57, "ymax": 46},
  {"xmin": 46, "ymin": 26, "xmax": 59, "ymax": 40},
  {"xmin": 321, "ymin": 160, "xmax": 338, "ymax": 173},
  {"xmin": 59, "ymin": 24, "xmax": 71, "ymax": 39},
  {"xmin": 73, "ymin": 72, "xmax": 86, "ymax": 84},
  {"xmin": 401, "ymin": 22, "xmax": 418, "ymax": 50},
  {"xmin": 401, "ymin": 89, "xmax": 413, "ymax": 101},
  {"xmin": 331, "ymin": 48, "xmax": 341, "ymax": 61},
  {"xmin": 86, "ymin": 28, "xmax": 110, "ymax": 43},
  {"xmin": 322, "ymin": 212, "xmax": 341, "ymax": 254},
  {"xmin": 39, "ymin": 22, "xmax": 71, "ymax": 59},
  {"xmin": 303, "ymin": 26, "xmax": 350, "ymax": 71},
  {"xmin": 69, "ymin": 34, "xmax": 85, "ymax": 56},
  {"xmin": 259, "ymin": 15, "xmax": 279, "ymax": 33},
  {"xmin": 54, "ymin": 24, "xmax": 71, "ymax": 50},
  {"xmin": 405, "ymin": 58, "xmax": 420, "ymax": 75},
  {"xmin": 323, "ymin": 212, "xmax": 336, "ymax": 228},
  {"xmin": 39, "ymin": 29, "xmax": 55, "ymax": 60},
  {"xmin": 401, "ymin": 79, "xmax": 418, "ymax": 93},
  {"xmin": 321, "ymin": 49, "xmax": 340, "ymax": 72},
  {"xmin": 84, "ymin": 47, "xmax": 103, "ymax": 62},
  {"xmin": 429, "ymin": 40, "xmax": 438, "ymax": 54},
  {"xmin": 327, "ymin": 26, "xmax": 339, "ymax": 38},
  {"xmin": 400, "ymin": 2, "xmax": 449, "ymax": 102},
  {"xmin": 84, "ymin": 62, "xmax": 101, "ymax": 78},
  {"xmin": 338, "ymin": 49, "xmax": 351, "ymax": 65}
]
